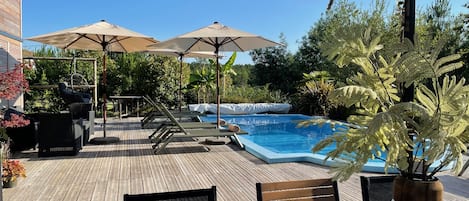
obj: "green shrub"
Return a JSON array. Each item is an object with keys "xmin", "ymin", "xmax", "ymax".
[
  {"xmin": 222, "ymin": 85, "xmax": 289, "ymax": 103},
  {"xmin": 24, "ymin": 89, "xmax": 64, "ymax": 113},
  {"xmin": 291, "ymin": 71, "xmax": 336, "ymax": 116}
]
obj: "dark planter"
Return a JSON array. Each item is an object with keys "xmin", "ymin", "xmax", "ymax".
[
  {"xmin": 6, "ymin": 122, "xmax": 38, "ymax": 152},
  {"xmin": 2, "ymin": 179, "xmax": 17, "ymax": 188},
  {"xmin": 393, "ymin": 175, "xmax": 444, "ymax": 201},
  {"xmin": 3, "ymin": 108, "xmax": 38, "ymax": 152}
]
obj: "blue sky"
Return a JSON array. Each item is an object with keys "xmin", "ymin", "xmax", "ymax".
[{"xmin": 22, "ymin": 0, "xmax": 467, "ymax": 64}]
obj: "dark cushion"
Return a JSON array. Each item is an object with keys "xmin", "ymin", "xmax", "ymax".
[
  {"xmin": 58, "ymin": 82, "xmax": 92, "ymax": 105},
  {"xmin": 69, "ymin": 103, "xmax": 92, "ymax": 120}
]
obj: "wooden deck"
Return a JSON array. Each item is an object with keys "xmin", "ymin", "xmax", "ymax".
[{"xmin": 4, "ymin": 117, "xmax": 469, "ymax": 201}]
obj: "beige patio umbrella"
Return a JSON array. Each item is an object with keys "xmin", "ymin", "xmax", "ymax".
[
  {"xmin": 28, "ymin": 20, "xmax": 158, "ymax": 144},
  {"xmin": 149, "ymin": 21, "xmax": 281, "ymax": 128},
  {"xmin": 144, "ymin": 48, "xmax": 218, "ymax": 112}
]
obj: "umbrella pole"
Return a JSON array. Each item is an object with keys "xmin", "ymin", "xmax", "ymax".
[
  {"xmin": 102, "ymin": 51, "xmax": 107, "ymax": 137},
  {"xmin": 215, "ymin": 46, "xmax": 221, "ymax": 129},
  {"xmin": 89, "ymin": 43, "xmax": 119, "ymax": 144},
  {"xmin": 179, "ymin": 55, "xmax": 183, "ymax": 112}
]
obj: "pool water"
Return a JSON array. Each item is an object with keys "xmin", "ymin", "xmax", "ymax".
[
  {"xmin": 200, "ymin": 114, "xmax": 394, "ymax": 173},
  {"xmin": 214, "ymin": 114, "xmax": 340, "ymax": 154},
  {"xmin": 201, "ymin": 114, "xmax": 345, "ymax": 153},
  {"xmin": 200, "ymin": 114, "xmax": 449, "ymax": 173}
]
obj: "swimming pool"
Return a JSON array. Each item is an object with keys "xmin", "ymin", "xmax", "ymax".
[{"xmin": 200, "ymin": 114, "xmax": 446, "ymax": 173}]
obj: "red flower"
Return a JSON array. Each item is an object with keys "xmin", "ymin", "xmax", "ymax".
[
  {"xmin": 0, "ymin": 114, "xmax": 30, "ymax": 128},
  {"xmin": 0, "ymin": 63, "xmax": 31, "ymax": 129},
  {"xmin": 2, "ymin": 159, "xmax": 26, "ymax": 182},
  {"xmin": 0, "ymin": 63, "xmax": 29, "ymax": 100}
]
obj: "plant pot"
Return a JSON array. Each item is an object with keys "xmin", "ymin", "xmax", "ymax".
[
  {"xmin": 2, "ymin": 179, "xmax": 17, "ymax": 188},
  {"xmin": 393, "ymin": 175, "xmax": 444, "ymax": 201}
]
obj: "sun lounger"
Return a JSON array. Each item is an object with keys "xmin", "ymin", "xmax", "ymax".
[
  {"xmin": 141, "ymin": 109, "xmax": 202, "ymax": 129},
  {"xmin": 141, "ymin": 96, "xmax": 204, "ymax": 129},
  {"xmin": 149, "ymin": 100, "xmax": 245, "ymax": 154},
  {"xmin": 142, "ymin": 96, "xmax": 217, "ymax": 140},
  {"xmin": 149, "ymin": 121, "xmax": 217, "ymax": 142}
]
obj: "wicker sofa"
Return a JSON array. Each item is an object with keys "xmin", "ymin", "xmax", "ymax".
[{"xmin": 32, "ymin": 112, "xmax": 84, "ymax": 157}]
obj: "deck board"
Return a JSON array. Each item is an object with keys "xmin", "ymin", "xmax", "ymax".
[{"xmin": 3, "ymin": 117, "xmax": 469, "ymax": 201}]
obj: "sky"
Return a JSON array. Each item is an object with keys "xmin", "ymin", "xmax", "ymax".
[{"xmin": 22, "ymin": 0, "xmax": 467, "ymax": 64}]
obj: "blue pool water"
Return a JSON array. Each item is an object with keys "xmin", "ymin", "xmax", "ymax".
[
  {"xmin": 199, "ymin": 114, "xmax": 433, "ymax": 173},
  {"xmin": 202, "ymin": 114, "xmax": 341, "ymax": 154},
  {"xmin": 199, "ymin": 114, "xmax": 375, "ymax": 169}
]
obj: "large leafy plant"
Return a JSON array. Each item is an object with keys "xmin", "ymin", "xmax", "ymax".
[
  {"xmin": 300, "ymin": 27, "xmax": 469, "ymax": 182},
  {"xmin": 293, "ymin": 71, "xmax": 335, "ymax": 116},
  {"xmin": 188, "ymin": 65, "xmax": 216, "ymax": 103}
]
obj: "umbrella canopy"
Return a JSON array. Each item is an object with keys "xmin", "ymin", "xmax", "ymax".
[
  {"xmin": 145, "ymin": 48, "xmax": 218, "ymax": 112},
  {"xmin": 28, "ymin": 20, "xmax": 158, "ymax": 144},
  {"xmin": 145, "ymin": 48, "xmax": 217, "ymax": 58},
  {"xmin": 28, "ymin": 20, "xmax": 158, "ymax": 52},
  {"xmin": 149, "ymin": 21, "xmax": 281, "ymax": 128},
  {"xmin": 148, "ymin": 22, "xmax": 279, "ymax": 53}
]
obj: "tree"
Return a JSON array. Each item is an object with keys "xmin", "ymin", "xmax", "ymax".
[
  {"xmin": 231, "ymin": 64, "xmax": 252, "ymax": 86},
  {"xmin": 250, "ymin": 34, "xmax": 296, "ymax": 94},
  {"xmin": 109, "ymin": 52, "xmax": 146, "ymax": 95},
  {"xmin": 296, "ymin": 0, "xmax": 396, "ymax": 85},
  {"xmin": 459, "ymin": 2, "xmax": 469, "ymax": 80},
  {"xmin": 417, "ymin": 0, "xmax": 463, "ymax": 56},
  {"xmin": 131, "ymin": 54, "xmax": 180, "ymax": 107}
]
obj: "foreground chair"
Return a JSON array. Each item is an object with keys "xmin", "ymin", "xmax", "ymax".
[
  {"xmin": 256, "ymin": 178, "xmax": 339, "ymax": 201},
  {"xmin": 124, "ymin": 186, "xmax": 217, "ymax": 201},
  {"xmin": 360, "ymin": 175, "xmax": 396, "ymax": 201}
]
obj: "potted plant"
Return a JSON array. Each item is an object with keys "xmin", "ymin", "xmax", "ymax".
[
  {"xmin": 0, "ymin": 62, "xmax": 31, "ymax": 142},
  {"xmin": 300, "ymin": 27, "xmax": 469, "ymax": 201},
  {"xmin": 0, "ymin": 62, "xmax": 30, "ymax": 191},
  {"xmin": 1, "ymin": 159, "xmax": 26, "ymax": 188}
]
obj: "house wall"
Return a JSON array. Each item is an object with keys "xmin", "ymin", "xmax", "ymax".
[{"xmin": 0, "ymin": 0, "xmax": 23, "ymax": 109}]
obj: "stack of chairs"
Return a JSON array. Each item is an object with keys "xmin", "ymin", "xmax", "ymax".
[
  {"xmin": 141, "ymin": 97, "xmax": 202, "ymax": 129},
  {"xmin": 143, "ymin": 97, "xmax": 245, "ymax": 154},
  {"xmin": 143, "ymin": 96, "xmax": 216, "ymax": 141}
]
